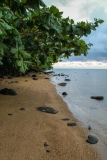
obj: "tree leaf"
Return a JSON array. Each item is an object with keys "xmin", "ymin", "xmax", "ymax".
[
  {"xmin": 16, "ymin": 60, "xmax": 22, "ymax": 67},
  {"xmin": 11, "ymin": 48, "xmax": 18, "ymax": 54},
  {"xmin": 70, "ymin": 19, "xmax": 74, "ymax": 24},
  {"xmin": 21, "ymin": 0, "xmax": 27, "ymax": 3},
  {"xmin": 81, "ymin": 21, "xmax": 86, "ymax": 28},
  {"xmin": 0, "ymin": 47, "xmax": 4, "ymax": 56},
  {"xmin": 20, "ymin": 63, "xmax": 25, "ymax": 73},
  {"xmin": 0, "ymin": 22, "xmax": 12, "ymax": 30},
  {"xmin": 19, "ymin": 49, "xmax": 31, "ymax": 59},
  {"xmin": 50, "ymin": 5, "xmax": 59, "ymax": 15},
  {"xmin": 0, "ymin": 61, "xmax": 3, "ymax": 65},
  {"xmin": 0, "ymin": 11, "xmax": 2, "ymax": 18},
  {"xmin": 39, "ymin": 0, "xmax": 46, "ymax": 7},
  {"xmin": 0, "ymin": 29, "xmax": 3, "ymax": 35}
]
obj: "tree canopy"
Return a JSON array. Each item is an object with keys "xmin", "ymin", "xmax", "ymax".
[{"xmin": 0, "ymin": 0, "xmax": 104, "ymax": 74}]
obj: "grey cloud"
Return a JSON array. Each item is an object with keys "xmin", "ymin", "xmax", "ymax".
[
  {"xmin": 82, "ymin": 20, "xmax": 107, "ymax": 62},
  {"xmin": 62, "ymin": 48, "xmax": 107, "ymax": 62},
  {"xmin": 90, "ymin": 6, "xmax": 107, "ymax": 21},
  {"xmin": 62, "ymin": 55, "xmax": 87, "ymax": 62},
  {"xmin": 44, "ymin": 0, "xmax": 69, "ymax": 6},
  {"xmin": 80, "ymin": 1, "xmax": 107, "ymax": 21},
  {"xmin": 103, "ymin": 61, "xmax": 107, "ymax": 63},
  {"xmin": 58, "ymin": 0, "xmax": 68, "ymax": 5},
  {"xmin": 44, "ymin": 0, "xmax": 107, "ymax": 62},
  {"xmin": 78, "ymin": 2, "xmax": 107, "ymax": 62}
]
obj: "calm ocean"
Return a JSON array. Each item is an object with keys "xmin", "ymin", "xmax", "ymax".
[{"xmin": 51, "ymin": 69, "xmax": 107, "ymax": 145}]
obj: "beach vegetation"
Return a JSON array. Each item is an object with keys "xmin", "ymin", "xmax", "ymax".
[{"xmin": 0, "ymin": 0, "xmax": 104, "ymax": 74}]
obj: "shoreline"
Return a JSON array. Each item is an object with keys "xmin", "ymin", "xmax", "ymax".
[
  {"xmin": 51, "ymin": 71, "xmax": 107, "ymax": 160},
  {"xmin": 0, "ymin": 72, "xmax": 104, "ymax": 160}
]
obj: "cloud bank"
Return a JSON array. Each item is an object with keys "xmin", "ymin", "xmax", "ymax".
[{"xmin": 53, "ymin": 61, "xmax": 107, "ymax": 69}]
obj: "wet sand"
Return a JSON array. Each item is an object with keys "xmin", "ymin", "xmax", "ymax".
[{"xmin": 0, "ymin": 73, "xmax": 102, "ymax": 160}]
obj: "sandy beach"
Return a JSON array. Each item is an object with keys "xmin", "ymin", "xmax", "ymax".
[{"xmin": 0, "ymin": 72, "xmax": 103, "ymax": 160}]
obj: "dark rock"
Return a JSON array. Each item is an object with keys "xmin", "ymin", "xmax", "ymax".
[
  {"xmin": 67, "ymin": 123, "xmax": 77, "ymax": 126},
  {"xmin": 90, "ymin": 96, "xmax": 104, "ymax": 100},
  {"xmin": 32, "ymin": 74, "xmax": 36, "ymax": 77},
  {"xmin": 8, "ymin": 76, "xmax": 13, "ymax": 79},
  {"xmin": 86, "ymin": 135, "xmax": 98, "ymax": 144},
  {"xmin": 19, "ymin": 108, "xmax": 25, "ymax": 111},
  {"xmin": 65, "ymin": 79, "xmax": 71, "ymax": 81},
  {"xmin": 61, "ymin": 73, "xmax": 65, "ymax": 76},
  {"xmin": 32, "ymin": 77, "xmax": 38, "ymax": 80},
  {"xmin": 58, "ymin": 83, "xmax": 67, "ymax": 86},
  {"xmin": 0, "ymin": 88, "xmax": 17, "ymax": 95},
  {"xmin": 46, "ymin": 150, "xmax": 51, "ymax": 153},
  {"xmin": 8, "ymin": 81, "xmax": 14, "ymax": 84},
  {"xmin": 44, "ymin": 71, "xmax": 54, "ymax": 74},
  {"xmin": 88, "ymin": 125, "xmax": 92, "ymax": 130},
  {"xmin": 44, "ymin": 142, "xmax": 49, "ymax": 147},
  {"xmin": 62, "ymin": 92, "xmax": 68, "ymax": 95},
  {"xmin": 45, "ymin": 78, "xmax": 49, "ymax": 79},
  {"xmin": 36, "ymin": 106, "xmax": 58, "ymax": 114},
  {"xmin": 15, "ymin": 81, "xmax": 19, "ymax": 83},
  {"xmin": 25, "ymin": 80, "xmax": 28, "ymax": 82},
  {"xmin": 8, "ymin": 113, "xmax": 12, "ymax": 115},
  {"xmin": 61, "ymin": 118, "xmax": 70, "ymax": 121}
]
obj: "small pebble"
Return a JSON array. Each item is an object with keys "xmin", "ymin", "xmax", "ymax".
[
  {"xmin": 15, "ymin": 81, "xmax": 19, "ymax": 83},
  {"xmin": 88, "ymin": 125, "xmax": 92, "ymax": 130},
  {"xmin": 19, "ymin": 108, "xmax": 25, "ymax": 111},
  {"xmin": 8, "ymin": 81, "xmax": 14, "ymax": 84},
  {"xmin": 44, "ymin": 142, "xmax": 49, "ymax": 147},
  {"xmin": 32, "ymin": 74, "xmax": 36, "ymax": 77},
  {"xmin": 67, "ymin": 123, "xmax": 77, "ymax": 126},
  {"xmin": 8, "ymin": 76, "xmax": 13, "ymax": 79},
  {"xmin": 32, "ymin": 77, "xmax": 38, "ymax": 80},
  {"xmin": 61, "ymin": 118, "xmax": 70, "ymax": 121},
  {"xmin": 62, "ymin": 92, "xmax": 67, "ymax": 95},
  {"xmin": 46, "ymin": 150, "xmax": 50, "ymax": 153},
  {"xmin": 8, "ymin": 114, "xmax": 12, "ymax": 116}
]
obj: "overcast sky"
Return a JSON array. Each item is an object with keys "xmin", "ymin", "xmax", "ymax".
[{"xmin": 44, "ymin": 0, "xmax": 107, "ymax": 68}]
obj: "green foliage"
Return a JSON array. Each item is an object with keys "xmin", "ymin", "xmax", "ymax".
[{"xmin": 0, "ymin": 0, "xmax": 104, "ymax": 73}]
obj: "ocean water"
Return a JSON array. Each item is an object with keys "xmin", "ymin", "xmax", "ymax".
[{"xmin": 51, "ymin": 69, "xmax": 107, "ymax": 145}]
